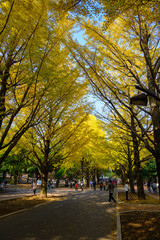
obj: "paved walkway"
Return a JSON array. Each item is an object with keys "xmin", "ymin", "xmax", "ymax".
[
  {"xmin": 0, "ymin": 189, "xmax": 117, "ymax": 240},
  {"xmin": 0, "ymin": 186, "xmax": 77, "ymax": 201}
]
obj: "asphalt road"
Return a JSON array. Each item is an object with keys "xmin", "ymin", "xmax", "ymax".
[{"xmin": 0, "ymin": 189, "xmax": 116, "ymax": 240}]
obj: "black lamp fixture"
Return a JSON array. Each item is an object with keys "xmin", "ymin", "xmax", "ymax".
[
  {"xmin": 130, "ymin": 92, "xmax": 148, "ymax": 106},
  {"xmin": 130, "ymin": 84, "xmax": 160, "ymax": 106}
]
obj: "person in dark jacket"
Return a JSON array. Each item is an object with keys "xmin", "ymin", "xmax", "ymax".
[
  {"xmin": 93, "ymin": 180, "xmax": 96, "ymax": 191},
  {"xmin": 106, "ymin": 180, "xmax": 116, "ymax": 202}
]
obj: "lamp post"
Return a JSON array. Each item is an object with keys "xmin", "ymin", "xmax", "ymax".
[
  {"xmin": 130, "ymin": 83, "xmax": 160, "ymax": 199},
  {"xmin": 130, "ymin": 92, "xmax": 148, "ymax": 106},
  {"xmin": 130, "ymin": 84, "xmax": 160, "ymax": 106}
]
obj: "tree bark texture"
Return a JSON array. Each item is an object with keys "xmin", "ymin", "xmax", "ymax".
[
  {"xmin": 127, "ymin": 143, "xmax": 135, "ymax": 194},
  {"xmin": 131, "ymin": 113, "xmax": 145, "ymax": 199},
  {"xmin": 40, "ymin": 171, "xmax": 48, "ymax": 198}
]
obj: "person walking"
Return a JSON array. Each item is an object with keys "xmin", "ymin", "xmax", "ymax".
[
  {"xmin": 32, "ymin": 181, "xmax": 37, "ymax": 195},
  {"xmin": 103, "ymin": 181, "xmax": 106, "ymax": 191},
  {"xmin": 124, "ymin": 182, "xmax": 129, "ymax": 200},
  {"xmin": 89, "ymin": 180, "xmax": 93, "ymax": 190},
  {"xmin": 147, "ymin": 180, "xmax": 151, "ymax": 193},
  {"xmin": 106, "ymin": 180, "xmax": 116, "ymax": 203},
  {"xmin": 81, "ymin": 180, "xmax": 84, "ymax": 191},
  {"xmin": 75, "ymin": 182, "xmax": 78, "ymax": 191},
  {"xmin": 100, "ymin": 180, "xmax": 103, "ymax": 191},
  {"xmin": 93, "ymin": 179, "xmax": 96, "ymax": 191},
  {"xmin": 152, "ymin": 182, "xmax": 157, "ymax": 193}
]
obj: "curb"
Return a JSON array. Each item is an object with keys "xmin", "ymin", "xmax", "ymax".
[
  {"xmin": 116, "ymin": 190, "xmax": 160, "ymax": 240},
  {"xmin": 34, "ymin": 199, "xmax": 56, "ymax": 208},
  {"xmin": 146, "ymin": 193, "xmax": 159, "ymax": 199},
  {"xmin": 0, "ymin": 194, "xmax": 70, "ymax": 219},
  {"xmin": 0, "ymin": 209, "xmax": 28, "ymax": 219},
  {"xmin": 0, "ymin": 193, "xmax": 36, "ymax": 201},
  {"xmin": 0, "ymin": 200, "xmax": 54, "ymax": 219},
  {"xmin": 117, "ymin": 212, "xmax": 122, "ymax": 240},
  {"xmin": 116, "ymin": 191, "xmax": 122, "ymax": 240},
  {"xmin": 116, "ymin": 209, "xmax": 160, "ymax": 240}
]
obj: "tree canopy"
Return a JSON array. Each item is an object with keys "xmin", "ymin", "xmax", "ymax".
[{"xmin": 0, "ymin": 0, "xmax": 159, "ymax": 197}]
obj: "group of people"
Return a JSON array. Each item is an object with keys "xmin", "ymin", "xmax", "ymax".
[
  {"xmin": 72, "ymin": 179, "xmax": 117, "ymax": 202},
  {"xmin": 69, "ymin": 180, "xmax": 84, "ymax": 191},
  {"xmin": 89, "ymin": 179, "xmax": 117, "ymax": 192},
  {"xmin": 31, "ymin": 178, "xmax": 117, "ymax": 203},
  {"xmin": 89, "ymin": 180, "xmax": 97, "ymax": 190},
  {"xmin": 89, "ymin": 179, "xmax": 117, "ymax": 203},
  {"xmin": 124, "ymin": 180, "xmax": 159, "ymax": 201},
  {"xmin": 70, "ymin": 179, "xmax": 97, "ymax": 191},
  {"xmin": 147, "ymin": 180, "xmax": 158, "ymax": 194}
]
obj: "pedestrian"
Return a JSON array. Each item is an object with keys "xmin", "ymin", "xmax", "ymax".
[
  {"xmin": 89, "ymin": 180, "xmax": 93, "ymax": 189},
  {"xmin": 81, "ymin": 180, "xmax": 84, "ymax": 191},
  {"xmin": 147, "ymin": 180, "xmax": 151, "ymax": 192},
  {"xmin": 152, "ymin": 182, "xmax": 157, "ymax": 193},
  {"xmin": 93, "ymin": 179, "xmax": 96, "ymax": 191},
  {"xmin": 32, "ymin": 181, "xmax": 37, "ymax": 195},
  {"xmin": 106, "ymin": 180, "xmax": 116, "ymax": 202},
  {"xmin": 100, "ymin": 180, "xmax": 103, "ymax": 191},
  {"xmin": 103, "ymin": 181, "xmax": 106, "ymax": 191},
  {"xmin": 115, "ymin": 179, "xmax": 118, "ymax": 187},
  {"xmin": 48, "ymin": 180, "xmax": 51, "ymax": 189},
  {"xmin": 124, "ymin": 182, "xmax": 129, "ymax": 200},
  {"xmin": 75, "ymin": 182, "xmax": 78, "ymax": 190}
]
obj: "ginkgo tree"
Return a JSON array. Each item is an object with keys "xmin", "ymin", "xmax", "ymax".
[
  {"xmin": 1, "ymin": 0, "xmax": 98, "ymax": 165},
  {"xmin": 1, "ymin": 0, "xmax": 157, "ymax": 189},
  {"xmin": 105, "ymin": 117, "xmax": 153, "ymax": 194},
  {"xmin": 67, "ymin": 1, "xmax": 160, "ymax": 198},
  {"xmin": 19, "ymin": 54, "xmax": 91, "ymax": 197},
  {"xmin": 62, "ymin": 114, "xmax": 111, "ymax": 185},
  {"xmin": 0, "ymin": 0, "xmax": 72, "ymax": 164}
]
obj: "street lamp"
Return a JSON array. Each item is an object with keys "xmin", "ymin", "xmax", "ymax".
[
  {"xmin": 130, "ymin": 92, "xmax": 148, "ymax": 106},
  {"xmin": 130, "ymin": 84, "xmax": 160, "ymax": 106}
]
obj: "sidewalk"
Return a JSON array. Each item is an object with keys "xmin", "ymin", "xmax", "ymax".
[
  {"xmin": 144, "ymin": 185, "xmax": 159, "ymax": 200},
  {"xmin": 0, "ymin": 185, "xmax": 78, "ymax": 201}
]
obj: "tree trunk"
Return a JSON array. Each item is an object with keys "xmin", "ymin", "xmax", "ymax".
[
  {"xmin": 150, "ymin": 100, "xmax": 160, "ymax": 199},
  {"xmin": 131, "ymin": 113, "xmax": 145, "ymax": 199},
  {"xmin": 135, "ymin": 159, "xmax": 145, "ymax": 199},
  {"xmin": 56, "ymin": 179, "xmax": 60, "ymax": 188},
  {"xmin": 155, "ymin": 155, "xmax": 160, "ymax": 199},
  {"xmin": 128, "ymin": 162, "xmax": 135, "ymax": 194},
  {"xmin": 93, "ymin": 169, "xmax": 96, "ymax": 181},
  {"xmin": 141, "ymin": 28, "xmax": 160, "ymax": 198},
  {"xmin": 116, "ymin": 168, "xmax": 126, "ymax": 185},
  {"xmin": 127, "ymin": 143, "xmax": 135, "ymax": 194},
  {"xmin": 13, "ymin": 174, "xmax": 18, "ymax": 185},
  {"xmin": 81, "ymin": 158, "xmax": 84, "ymax": 181},
  {"xmin": 40, "ymin": 172, "xmax": 48, "ymax": 198},
  {"xmin": 121, "ymin": 175, "xmax": 126, "ymax": 186},
  {"xmin": 86, "ymin": 166, "xmax": 90, "ymax": 187},
  {"xmin": 97, "ymin": 169, "xmax": 100, "ymax": 184},
  {"xmin": 13, "ymin": 170, "xmax": 18, "ymax": 185},
  {"xmin": 2, "ymin": 170, "xmax": 6, "ymax": 180}
]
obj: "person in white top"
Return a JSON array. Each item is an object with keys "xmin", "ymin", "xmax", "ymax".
[
  {"xmin": 81, "ymin": 180, "xmax": 84, "ymax": 191},
  {"xmin": 124, "ymin": 182, "xmax": 129, "ymax": 200},
  {"xmin": 89, "ymin": 181, "xmax": 93, "ymax": 190},
  {"xmin": 32, "ymin": 181, "xmax": 37, "ymax": 195}
]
